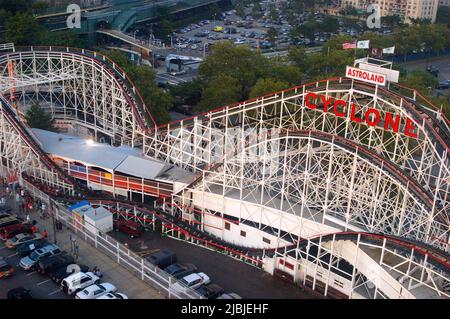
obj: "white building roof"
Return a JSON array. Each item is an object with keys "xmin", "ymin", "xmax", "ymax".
[
  {"xmin": 84, "ymin": 206, "xmax": 112, "ymax": 222},
  {"xmin": 32, "ymin": 129, "xmax": 172, "ymax": 180}
]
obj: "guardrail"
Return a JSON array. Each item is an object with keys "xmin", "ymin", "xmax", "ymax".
[{"xmin": 19, "ymin": 177, "xmax": 204, "ymax": 299}]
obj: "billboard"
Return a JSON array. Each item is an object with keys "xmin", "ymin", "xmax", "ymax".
[{"xmin": 346, "ymin": 66, "xmax": 387, "ymax": 86}]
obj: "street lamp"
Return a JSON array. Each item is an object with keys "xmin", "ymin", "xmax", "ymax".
[{"xmin": 203, "ymin": 42, "xmax": 208, "ymax": 58}]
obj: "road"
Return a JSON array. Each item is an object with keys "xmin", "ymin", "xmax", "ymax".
[
  {"xmin": 110, "ymin": 229, "xmax": 314, "ymax": 299},
  {"xmin": 401, "ymin": 55, "xmax": 450, "ymax": 96}
]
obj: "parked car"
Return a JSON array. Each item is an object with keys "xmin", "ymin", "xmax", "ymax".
[
  {"xmin": 217, "ymin": 292, "xmax": 242, "ymax": 299},
  {"xmin": 164, "ymin": 262, "xmax": 197, "ymax": 279},
  {"xmin": 0, "ymin": 256, "xmax": 14, "ymax": 278},
  {"xmin": 19, "ymin": 243, "xmax": 61, "ymax": 270},
  {"xmin": 146, "ymin": 250, "xmax": 177, "ymax": 269},
  {"xmin": 0, "ymin": 215, "xmax": 21, "ymax": 229},
  {"xmin": 195, "ymin": 284, "xmax": 224, "ymax": 299},
  {"xmin": 7, "ymin": 287, "xmax": 34, "ymax": 299},
  {"xmin": 36, "ymin": 253, "xmax": 75, "ymax": 275},
  {"xmin": 114, "ymin": 220, "xmax": 144, "ymax": 238},
  {"xmin": 6, "ymin": 233, "xmax": 43, "ymax": 249},
  {"xmin": 96, "ymin": 292, "xmax": 128, "ymax": 299},
  {"xmin": 426, "ymin": 66, "xmax": 439, "ymax": 77},
  {"xmin": 436, "ymin": 80, "xmax": 450, "ymax": 90},
  {"xmin": 0, "ymin": 206, "xmax": 12, "ymax": 214},
  {"xmin": 16, "ymin": 239, "xmax": 48, "ymax": 257},
  {"xmin": 49, "ymin": 263, "xmax": 89, "ymax": 284},
  {"xmin": 75, "ymin": 282, "xmax": 117, "ymax": 299},
  {"xmin": 174, "ymin": 272, "xmax": 211, "ymax": 291},
  {"xmin": 61, "ymin": 271, "xmax": 100, "ymax": 295},
  {"xmin": 0, "ymin": 223, "xmax": 33, "ymax": 240}
]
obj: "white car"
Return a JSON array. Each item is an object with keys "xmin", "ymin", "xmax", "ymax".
[
  {"xmin": 173, "ymin": 272, "xmax": 210, "ymax": 292},
  {"xmin": 61, "ymin": 271, "xmax": 100, "ymax": 295},
  {"xmin": 96, "ymin": 292, "xmax": 128, "ymax": 299},
  {"xmin": 75, "ymin": 283, "xmax": 117, "ymax": 299}
]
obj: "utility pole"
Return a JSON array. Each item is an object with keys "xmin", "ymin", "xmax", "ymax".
[{"xmin": 50, "ymin": 201, "xmax": 57, "ymax": 244}]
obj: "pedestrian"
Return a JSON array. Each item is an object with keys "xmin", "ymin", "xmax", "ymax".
[
  {"xmin": 31, "ymin": 225, "xmax": 37, "ymax": 233},
  {"xmin": 26, "ymin": 214, "xmax": 30, "ymax": 223},
  {"xmin": 20, "ymin": 189, "xmax": 24, "ymax": 197},
  {"xmin": 74, "ymin": 244, "xmax": 79, "ymax": 260},
  {"xmin": 43, "ymin": 229, "xmax": 48, "ymax": 238}
]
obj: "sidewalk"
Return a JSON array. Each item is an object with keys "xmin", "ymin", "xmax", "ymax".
[{"xmin": 3, "ymin": 188, "xmax": 165, "ymax": 299}]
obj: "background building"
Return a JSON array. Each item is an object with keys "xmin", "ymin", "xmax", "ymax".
[{"xmin": 341, "ymin": 0, "xmax": 440, "ymax": 23}]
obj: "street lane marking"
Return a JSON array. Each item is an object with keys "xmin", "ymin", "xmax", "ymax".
[
  {"xmin": 26, "ymin": 271, "xmax": 37, "ymax": 276},
  {"xmin": 48, "ymin": 288, "xmax": 63, "ymax": 296},
  {"xmin": 6, "ymin": 252, "xmax": 17, "ymax": 258},
  {"xmin": 37, "ymin": 279, "xmax": 51, "ymax": 286}
]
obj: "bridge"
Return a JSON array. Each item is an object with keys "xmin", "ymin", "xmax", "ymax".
[
  {"xmin": 0, "ymin": 45, "xmax": 449, "ymax": 299},
  {"xmin": 37, "ymin": 0, "xmax": 226, "ymax": 35}
]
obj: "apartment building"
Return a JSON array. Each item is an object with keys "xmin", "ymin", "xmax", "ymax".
[{"xmin": 341, "ymin": 0, "xmax": 440, "ymax": 23}]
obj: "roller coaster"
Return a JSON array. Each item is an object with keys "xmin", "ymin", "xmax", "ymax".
[{"xmin": 0, "ymin": 46, "xmax": 449, "ymax": 299}]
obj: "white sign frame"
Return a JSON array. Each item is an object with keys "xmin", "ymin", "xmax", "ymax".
[{"xmin": 346, "ymin": 66, "xmax": 387, "ymax": 86}]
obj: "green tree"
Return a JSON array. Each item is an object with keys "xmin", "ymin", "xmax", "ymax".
[
  {"xmin": 36, "ymin": 30, "xmax": 83, "ymax": 47},
  {"xmin": 0, "ymin": 0, "xmax": 29, "ymax": 14},
  {"xmin": 25, "ymin": 103, "xmax": 55, "ymax": 131},
  {"xmin": 269, "ymin": 63, "xmax": 304, "ymax": 86},
  {"xmin": 251, "ymin": 3, "xmax": 262, "ymax": 19},
  {"xmin": 267, "ymin": 27, "xmax": 278, "ymax": 46},
  {"xmin": 102, "ymin": 50, "xmax": 174, "ymax": 125},
  {"xmin": 169, "ymin": 79, "xmax": 203, "ymax": 106},
  {"xmin": 249, "ymin": 78, "xmax": 290, "ymax": 99},
  {"xmin": 31, "ymin": 1, "xmax": 49, "ymax": 11},
  {"xmin": 235, "ymin": 2, "xmax": 245, "ymax": 18},
  {"xmin": 288, "ymin": 46, "xmax": 308, "ymax": 69},
  {"xmin": 198, "ymin": 42, "xmax": 269, "ymax": 99},
  {"xmin": 157, "ymin": 19, "xmax": 174, "ymax": 39},
  {"xmin": 400, "ymin": 70, "xmax": 438, "ymax": 94},
  {"xmin": 269, "ymin": 5, "xmax": 278, "ymax": 21},
  {"xmin": 196, "ymin": 75, "xmax": 242, "ymax": 113},
  {"xmin": 4, "ymin": 12, "xmax": 43, "ymax": 45},
  {"xmin": 320, "ymin": 16, "xmax": 339, "ymax": 33}
]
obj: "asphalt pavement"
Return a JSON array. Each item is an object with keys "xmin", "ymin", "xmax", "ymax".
[{"xmin": 110, "ymin": 229, "xmax": 314, "ymax": 299}]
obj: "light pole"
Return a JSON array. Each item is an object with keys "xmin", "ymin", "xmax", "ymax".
[
  {"xmin": 168, "ymin": 35, "xmax": 173, "ymax": 48},
  {"xmin": 203, "ymin": 42, "xmax": 208, "ymax": 58}
]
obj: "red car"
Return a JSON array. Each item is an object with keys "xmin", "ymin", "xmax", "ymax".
[
  {"xmin": 114, "ymin": 220, "xmax": 144, "ymax": 238},
  {"xmin": 0, "ymin": 223, "xmax": 33, "ymax": 240}
]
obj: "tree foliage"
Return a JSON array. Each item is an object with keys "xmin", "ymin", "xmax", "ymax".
[
  {"xmin": 102, "ymin": 50, "xmax": 174, "ymax": 125},
  {"xmin": 196, "ymin": 75, "xmax": 241, "ymax": 113},
  {"xmin": 249, "ymin": 78, "xmax": 290, "ymax": 99},
  {"xmin": 199, "ymin": 42, "xmax": 268, "ymax": 99},
  {"xmin": 25, "ymin": 103, "xmax": 55, "ymax": 131}
]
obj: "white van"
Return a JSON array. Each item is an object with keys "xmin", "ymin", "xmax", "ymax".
[{"xmin": 61, "ymin": 271, "xmax": 100, "ymax": 295}]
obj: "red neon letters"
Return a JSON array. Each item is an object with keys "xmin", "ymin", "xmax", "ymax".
[{"xmin": 305, "ymin": 93, "xmax": 418, "ymax": 138}]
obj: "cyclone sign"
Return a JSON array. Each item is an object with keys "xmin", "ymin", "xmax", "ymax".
[{"xmin": 346, "ymin": 66, "xmax": 387, "ymax": 86}]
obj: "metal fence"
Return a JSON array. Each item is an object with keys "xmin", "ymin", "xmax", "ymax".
[{"xmin": 20, "ymin": 178, "xmax": 204, "ymax": 299}]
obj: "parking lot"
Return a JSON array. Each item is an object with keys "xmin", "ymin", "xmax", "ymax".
[
  {"xmin": 129, "ymin": 6, "xmax": 366, "ymax": 59},
  {"xmin": 109, "ymin": 229, "xmax": 313, "ymax": 299},
  {"xmin": 0, "ymin": 189, "xmax": 164, "ymax": 299}
]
